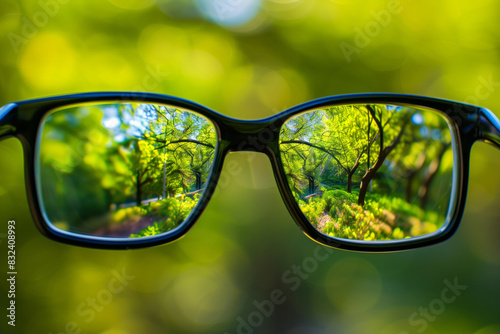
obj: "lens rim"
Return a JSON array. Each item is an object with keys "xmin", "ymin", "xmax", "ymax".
[
  {"xmin": 270, "ymin": 94, "xmax": 475, "ymax": 252},
  {"xmin": 13, "ymin": 92, "xmax": 226, "ymax": 249},
  {"xmin": 277, "ymin": 103, "xmax": 460, "ymax": 249},
  {"xmin": 35, "ymin": 101, "xmax": 218, "ymax": 242}
]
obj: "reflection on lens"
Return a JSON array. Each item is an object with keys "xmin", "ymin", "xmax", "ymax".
[
  {"xmin": 279, "ymin": 104, "xmax": 455, "ymax": 241},
  {"xmin": 36, "ymin": 102, "xmax": 217, "ymax": 238}
]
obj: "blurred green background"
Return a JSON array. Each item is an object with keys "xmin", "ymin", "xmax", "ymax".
[{"xmin": 1, "ymin": 0, "xmax": 500, "ymax": 333}]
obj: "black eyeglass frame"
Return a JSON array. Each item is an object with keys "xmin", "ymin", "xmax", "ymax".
[{"xmin": 0, "ymin": 92, "xmax": 499, "ymax": 251}]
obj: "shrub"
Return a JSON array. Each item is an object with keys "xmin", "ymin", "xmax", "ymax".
[
  {"xmin": 111, "ymin": 206, "xmax": 144, "ymax": 224},
  {"xmin": 300, "ymin": 198, "xmax": 325, "ymax": 227},
  {"xmin": 130, "ymin": 196, "xmax": 199, "ymax": 238},
  {"xmin": 130, "ymin": 220, "xmax": 176, "ymax": 238},
  {"xmin": 323, "ymin": 189, "xmax": 357, "ymax": 204},
  {"xmin": 300, "ymin": 188, "xmax": 445, "ymax": 241}
]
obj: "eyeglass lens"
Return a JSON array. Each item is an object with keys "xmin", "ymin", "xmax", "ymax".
[
  {"xmin": 36, "ymin": 102, "xmax": 217, "ymax": 238},
  {"xmin": 279, "ymin": 104, "xmax": 456, "ymax": 241}
]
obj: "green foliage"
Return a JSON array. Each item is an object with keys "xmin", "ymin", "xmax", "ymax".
[
  {"xmin": 128, "ymin": 197, "xmax": 198, "ymax": 238},
  {"xmin": 280, "ymin": 104, "xmax": 454, "ymax": 239},
  {"xmin": 37, "ymin": 103, "xmax": 216, "ymax": 236},
  {"xmin": 300, "ymin": 189, "xmax": 444, "ymax": 241},
  {"xmin": 111, "ymin": 206, "xmax": 146, "ymax": 224},
  {"xmin": 323, "ymin": 189, "xmax": 357, "ymax": 204},
  {"xmin": 130, "ymin": 221, "xmax": 168, "ymax": 238}
]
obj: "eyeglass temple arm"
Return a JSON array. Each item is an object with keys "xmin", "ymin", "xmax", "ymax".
[
  {"xmin": 478, "ymin": 108, "xmax": 500, "ymax": 150},
  {"xmin": 0, "ymin": 103, "xmax": 17, "ymax": 140}
]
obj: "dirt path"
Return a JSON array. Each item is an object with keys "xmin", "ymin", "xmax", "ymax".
[{"xmin": 92, "ymin": 216, "xmax": 159, "ymax": 238}]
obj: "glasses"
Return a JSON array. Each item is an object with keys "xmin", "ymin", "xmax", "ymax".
[{"xmin": 1, "ymin": 92, "xmax": 499, "ymax": 251}]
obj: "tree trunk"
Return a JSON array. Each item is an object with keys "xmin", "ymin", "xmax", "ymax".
[
  {"xmin": 405, "ymin": 151, "xmax": 426, "ymax": 203},
  {"xmin": 419, "ymin": 143, "xmax": 450, "ymax": 208},
  {"xmin": 367, "ymin": 108, "xmax": 372, "ymax": 193},
  {"xmin": 307, "ymin": 175, "xmax": 315, "ymax": 195},
  {"xmin": 405, "ymin": 171, "xmax": 416, "ymax": 203},
  {"xmin": 195, "ymin": 172, "xmax": 202, "ymax": 190},
  {"xmin": 358, "ymin": 108, "xmax": 410, "ymax": 206},
  {"xmin": 136, "ymin": 173, "xmax": 142, "ymax": 206},
  {"xmin": 358, "ymin": 160, "xmax": 383, "ymax": 206}
]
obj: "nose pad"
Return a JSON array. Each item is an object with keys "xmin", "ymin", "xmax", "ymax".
[{"xmin": 226, "ymin": 152, "xmax": 276, "ymax": 190}]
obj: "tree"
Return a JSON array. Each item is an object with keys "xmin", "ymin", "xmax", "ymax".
[
  {"xmin": 418, "ymin": 142, "xmax": 451, "ymax": 208},
  {"xmin": 280, "ymin": 110, "xmax": 331, "ymax": 197},
  {"xmin": 357, "ymin": 105, "xmax": 411, "ymax": 206},
  {"xmin": 119, "ymin": 138, "xmax": 162, "ymax": 206},
  {"xmin": 390, "ymin": 111, "xmax": 453, "ymax": 207},
  {"xmin": 94, "ymin": 103, "xmax": 217, "ymax": 207},
  {"xmin": 280, "ymin": 105, "xmax": 379, "ymax": 196},
  {"xmin": 279, "ymin": 103, "xmax": 453, "ymax": 212},
  {"xmin": 152, "ymin": 108, "xmax": 216, "ymax": 194},
  {"xmin": 320, "ymin": 105, "xmax": 379, "ymax": 193}
]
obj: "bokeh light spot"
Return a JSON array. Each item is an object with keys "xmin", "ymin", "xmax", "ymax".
[
  {"xmin": 180, "ymin": 231, "xmax": 238, "ymax": 264},
  {"xmin": 165, "ymin": 266, "xmax": 239, "ymax": 329},
  {"xmin": 196, "ymin": 0, "xmax": 262, "ymax": 27},
  {"xmin": 82, "ymin": 51, "xmax": 136, "ymax": 89},
  {"xmin": 324, "ymin": 257, "xmax": 381, "ymax": 314},
  {"xmin": 19, "ymin": 32, "xmax": 77, "ymax": 91},
  {"xmin": 137, "ymin": 24, "xmax": 188, "ymax": 70},
  {"xmin": 182, "ymin": 49, "xmax": 224, "ymax": 83},
  {"xmin": 256, "ymin": 69, "xmax": 291, "ymax": 109},
  {"xmin": 124, "ymin": 251, "xmax": 175, "ymax": 293}
]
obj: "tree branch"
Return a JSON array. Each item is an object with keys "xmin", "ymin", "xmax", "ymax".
[
  {"xmin": 157, "ymin": 139, "xmax": 215, "ymax": 149},
  {"xmin": 281, "ymin": 140, "xmax": 347, "ymax": 173},
  {"xmin": 366, "ymin": 105, "xmax": 384, "ymax": 156}
]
